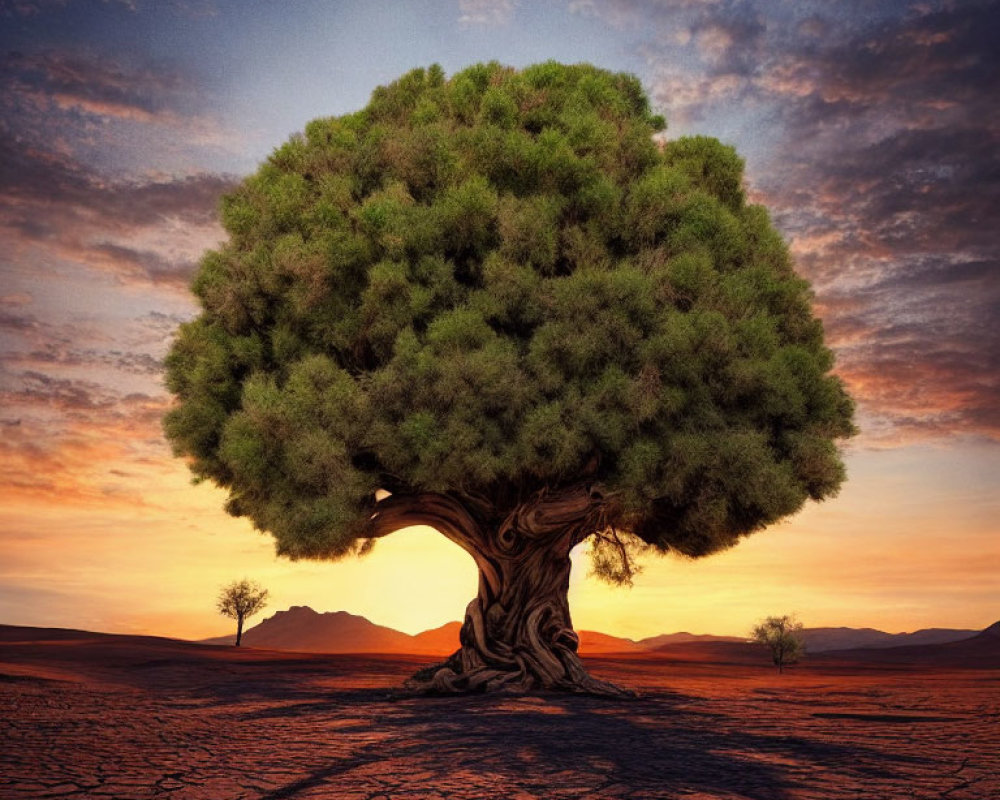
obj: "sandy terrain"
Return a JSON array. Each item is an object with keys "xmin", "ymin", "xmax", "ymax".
[{"xmin": 2, "ymin": 626, "xmax": 997, "ymax": 799}]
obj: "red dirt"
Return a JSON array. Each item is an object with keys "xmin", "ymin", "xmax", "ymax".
[{"xmin": 2, "ymin": 625, "xmax": 997, "ymax": 799}]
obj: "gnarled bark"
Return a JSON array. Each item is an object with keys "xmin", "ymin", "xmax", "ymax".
[{"xmin": 366, "ymin": 485, "xmax": 634, "ymax": 698}]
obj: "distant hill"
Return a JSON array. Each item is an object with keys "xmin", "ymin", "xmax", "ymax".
[
  {"xmin": 203, "ymin": 609, "xmax": 645, "ymax": 655},
  {"xmin": 818, "ymin": 620, "xmax": 1000, "ymax": 668},
  {"xmin": 800, "ymin": 626, "xmax": 979, "ymax": 653},
  {"xmin": 646, "ymin": 640, "xmax": 770, "ymax": 665},
  {"xmin": 200, "ymin": 607, "xmax": 989, "ymax": 659},
  {"xmin": 409, "ymin": 621, "xmax": 462, "ymax": 655},
  {"xmin": 638, "ymin": 632, "xmax": 743, "ymax": 649},
  {"xmin": 206, "ymin": 606, "xmax": 416, "ymax": 654},
  {"xmin": 576, "ymin": 630, "xmax": 646, "ymax": 653}
]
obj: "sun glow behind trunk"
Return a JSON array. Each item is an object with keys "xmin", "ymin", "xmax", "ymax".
[{"xmin": 1, "ymin": 445, "xmax": 997, "ymax": 641}]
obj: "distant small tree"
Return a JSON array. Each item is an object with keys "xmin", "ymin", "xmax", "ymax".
[
  {"xmin": 217, "ymin": 579, "xmax": 269, "ymax": 646},
  {"xmin": 751, "ymin": 615, "xmax": 804, "ymax": 673}
]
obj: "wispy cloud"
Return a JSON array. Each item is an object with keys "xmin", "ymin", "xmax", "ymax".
[
  {"xmin": 1, "ymin": 46, "xmax": 244, "ymax": 175},
  {"xmin": 3, "ymin": 49, "xmax": 185, "ymax": 115},
  {"xmin": 0, "ymin": 37, "xmax": 243, "ymax": 530},
  {"xmin": 1, "ymin": 129, "xmax": 234, "ymax": 288},
  {"xmin": 755, "ymin": 4, "xmax": 999, "ymax": 443},
  {"xmin": 458, "ymin": 0, "xmax": 518, "ymax": 26},
  {"xmin": 0, "ymin": 375, "xmax": 171, "ymax": 507},
  {"xmin": 0, "ymin": 44, "xmax": 237, "ymax": 296}
]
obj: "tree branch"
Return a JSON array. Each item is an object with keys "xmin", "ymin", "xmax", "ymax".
[{"xmin": 365, "ymin": 492, "xmax": 500, "ymax": 595}]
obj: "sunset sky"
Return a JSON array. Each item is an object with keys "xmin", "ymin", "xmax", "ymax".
[{"xmin": 1, "ymin": 0, "xmax": 997, "ymax": 642}]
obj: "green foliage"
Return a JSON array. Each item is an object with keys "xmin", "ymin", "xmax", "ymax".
[
  {"xmin": 216, "ymin": 578, "xmax": 269, "ymax": 620},
  {"xmin": 165, "ymin": 61, "xmax": 855, "ymax": 564}
]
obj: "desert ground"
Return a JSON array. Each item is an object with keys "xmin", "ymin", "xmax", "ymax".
[{"xmin": 2, "ymin": 626, "xmax": 997, "ymax": 800}]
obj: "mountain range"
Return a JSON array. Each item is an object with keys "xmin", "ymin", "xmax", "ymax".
[
  {"xmin": 818, "ymin": 620, "xmax": 1000, "ymax": 668},
  {"xmin": 202, "ymin": 606, "xmax": 986, "ymax": 657}
]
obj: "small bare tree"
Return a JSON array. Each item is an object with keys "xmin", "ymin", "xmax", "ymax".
[
  {"xmin": 217, "ymin": 579, "xmax": 269, "ymax": 646},
  {"xmin": 751, "ymin": 615, "xmax": 805, "ymax": 673}
]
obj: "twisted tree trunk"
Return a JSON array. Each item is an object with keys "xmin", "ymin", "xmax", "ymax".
[{"xmin": 367, "ymin": 485, "xmax": 634, "ymax": 698}]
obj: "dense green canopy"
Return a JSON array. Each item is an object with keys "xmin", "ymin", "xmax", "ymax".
[{"xmin": 165, "ymin": 61, "xmax": 855, "ymax": 569}]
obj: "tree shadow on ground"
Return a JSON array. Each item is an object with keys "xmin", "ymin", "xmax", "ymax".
[
  {"xmin": 6, "ymin": 636, "xmax": 991, "ymax": 798},
  {"xmin": 203, "ymin": 676, "xmax": 928, "ymax": 800},
  {"xmin": 68, "ymin": 645, "xmax": 929, "ymax": 799}
]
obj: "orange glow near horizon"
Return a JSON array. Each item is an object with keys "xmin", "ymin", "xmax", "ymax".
[{"xmin": 2, "ymin": 435, "xmax": 997, "ymax": 642}]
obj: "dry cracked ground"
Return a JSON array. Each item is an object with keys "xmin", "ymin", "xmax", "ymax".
[{"xmin": 1, "ymin": 627, "xmax": 998, "ymax": 799}]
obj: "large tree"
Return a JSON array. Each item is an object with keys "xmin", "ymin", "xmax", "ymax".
[{"xmin": 165, "ymin": 62, "xmax": 855, "ymax": 696}]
